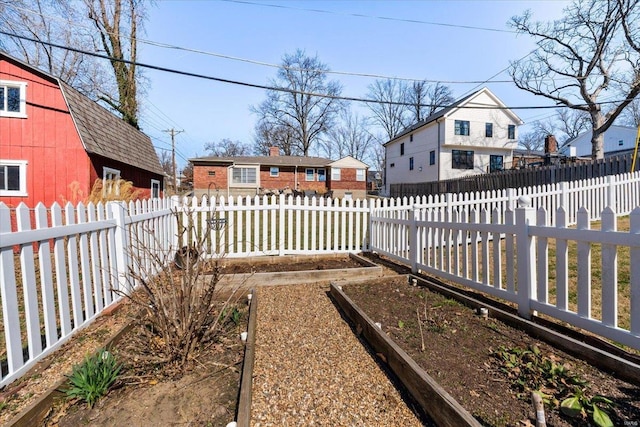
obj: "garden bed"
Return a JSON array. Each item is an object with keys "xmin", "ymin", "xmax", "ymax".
[
  {"xmin": 335, "ymin": 276, "xmax": 640, "ymax": 426},
  {"xmin": 212, "ymin": 253, "xmax": 384, "ymax": 287}
]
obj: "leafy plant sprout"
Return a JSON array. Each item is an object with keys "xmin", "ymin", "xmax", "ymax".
[{"xmin": 65, "ymin": 349, "xmax": 121, "ymax": 408}]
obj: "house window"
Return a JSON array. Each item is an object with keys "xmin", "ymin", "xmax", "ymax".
[
  {"xmin": 103, "ymin": 167, "xmax": 121, "ymax": 196},
  {"xmin": 0, "ymin": 160, "xmax": 28, "ymax": 196},
  {"xmin": 429, "ymin": 150, "xmax": 435, "ymax": 165},
  {"xmin": 410, "ymin": 134, "xmax": 413, "ymax": 142},
  {"xmin": 231, "ymin": 166, "xmax": 257, "ymax": 185},
  {"xmin": 356, "ymin": 169, "xmax": 365, "ymax": 181},
  {"xmin": 508, "ymin": 124, "xmax": 516, "ymax": 140},
  {"xmin": 485, "ymin": 123, "xmax": 493, "ymax": 138},
  {"xmin": 400, "ymin": 143, "xmax": 405, "ymax": 156},
  {"xmin": 305, "ymin": 168, "xmax": 315, "ymax": 181},
  {"xmin": 452, "ymin": 150, "xmax": 474, "ymax": 170},
  {"xmin": 390, "ymin": 163, "xmax": 395, "ymax": 168},
  {"xmin": 619, "ymin": 140, "xmax": 624, "ymax": 146},
  {"xmin": 151, "ymin": 179, "xmax": 161, "ymax": 198},
  {"xmin": 331, "ymin": 168, "xmax": 341, "ymax": 181},
  {"xmin": 409, "ymin": 157, "xmax": 414, "ymax": 171},
  {"xmin": 208, "ymin": 170, "xmax": 216, "ymax": 176},
  {"xmin": 455, "ymin": 120, "xmax": 470, "ymax": 136},
  {"xmin": 317, "ymin": 168, "xmax": 326, "ymax": 182},
  {"xmin": 270, "ymin": 167, "xmax": 279, "ymax": 177},
  {"xmin": 489, "ymin": 155, "xmax": 504, "ymax": 172},
  {"xmin": 0, "ymin": 80, "xmax": 27, "ymax": 118}
]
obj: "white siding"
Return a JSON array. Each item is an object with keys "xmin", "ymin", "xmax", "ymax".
[{"xmin": 566, "ymin": 126, "xmax": 638, "ymax": 157}]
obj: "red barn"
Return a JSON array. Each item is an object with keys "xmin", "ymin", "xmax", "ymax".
[{"xmin": 0, "ymin": 52, "xmax": 164, "ymax": 208}]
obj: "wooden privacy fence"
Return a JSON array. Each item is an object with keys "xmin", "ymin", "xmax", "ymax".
[
  {"xmin": 391, "ymin": 153, "xmax": 639, "ymax": 198},
  {"xmin": 1, "ymin": 170, "xmax": 639, "ymax": 387}
]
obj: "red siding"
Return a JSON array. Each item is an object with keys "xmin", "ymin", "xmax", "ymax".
[{"xmin": 1, "ymin": 59, "xmax": 90, "ymax": 207}]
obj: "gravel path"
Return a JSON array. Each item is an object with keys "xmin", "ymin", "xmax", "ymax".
[{"xmin": 251, "ymin": 283, "xmax": 425, "ymax": 426}]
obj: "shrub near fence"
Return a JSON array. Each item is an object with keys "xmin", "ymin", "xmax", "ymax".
[{"xmin": 0, "ymin": 198, "xmax": 175, "ymax": 388}]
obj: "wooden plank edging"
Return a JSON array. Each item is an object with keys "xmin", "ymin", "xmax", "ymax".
[
  {"xmin": 329, "ymin": 283, "xmax": 482, "ymax": 427},
  {"xmin": 236, "ymin": 288, "xmax": 257, "ymax": 427}
]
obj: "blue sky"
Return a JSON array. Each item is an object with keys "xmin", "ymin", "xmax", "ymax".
[{"xmin": 137, "ymin": 0, "xmax": 571, "ymax": 169}]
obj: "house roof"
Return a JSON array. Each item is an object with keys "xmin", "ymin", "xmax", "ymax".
[
  {"xmin": 328, "ymin": 155, "xmax": 369, "ymax": 169},
  {"xmin": 60, "ymin": 82, "xmax": 164, "ymax": 175},
  {"xmin": 384, "ymin": 87, "xmax": 524, "ymax": 146},
  {"xmin": 191, "ymin": 155, "xmax": 333, "ymax": 168},
  {"xmin": 1, "ymin": 52, "xmax": 163, "ymax": 176}
]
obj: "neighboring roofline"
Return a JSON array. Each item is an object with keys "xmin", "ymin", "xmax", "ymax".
[
  {"xmin": 190, "ymin": 155, "xmax": 333, "ymax": 167},
  {"xmin": 383, "ymin": 87, "xmax": 524, "ymax": 146},
  {"xmin": 0, "ymin": 51, "xmax": 58, "ymax": 84}
]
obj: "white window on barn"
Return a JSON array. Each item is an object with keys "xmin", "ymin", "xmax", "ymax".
[
  {"xmin": 270, "ymin": 167, "xmax": 279, "ymax": 177},
  {"xmin": 305, "ymin": 168, "xmax": 315, "ymax": 181},
  {"xmin": 231, "ymin": 166, "xmax": 258, "ymax": 185},
  {"xmin": 331, "ymin": 168, "xmax": 341, "ymax": 181},
  {"xmin": 356, "ymin": 169, "xmax": 365, "ymax": 181},
  {"xmin": 0, "ymin": 160, "xmax": 28, "ymax": 196},
  {"xmin": 103, "ymin": 167, "xmax": 121, "ymax": 197},
  {"xmin": 151, "ymin": 179, "xmax": 161, "ymax": 198},
  {"xmin": 0, "ymin": 80, "xmax": 27, "ymax": 118}
]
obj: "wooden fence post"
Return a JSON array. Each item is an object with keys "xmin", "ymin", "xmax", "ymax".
[
  {"xmin": 516, "ymin": 196, "xmax": 537, "ymax": 319},
  {"xmin": 410, "ymin": 205, "xmax": 418, "ymax": 274},
  {"xmin": 109, "ymin": 201, "xmax": 132, "ymax": 295}
]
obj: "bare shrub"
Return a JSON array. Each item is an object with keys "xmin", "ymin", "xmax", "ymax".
[{"xmin": 117, "ymin": 207, "xmax": 241, "ymax": 377}]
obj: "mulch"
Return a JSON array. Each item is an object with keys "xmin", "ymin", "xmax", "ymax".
[{"xmin": 250, "ymin": 283, "xmax": 429, "ymax": 426}]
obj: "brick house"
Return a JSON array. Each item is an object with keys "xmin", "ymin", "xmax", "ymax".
[{"xmin": 191, "ymin": 148, "xmax": 368, "ymax": 199}]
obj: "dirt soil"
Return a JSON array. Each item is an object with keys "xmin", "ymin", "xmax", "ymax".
[
  {"xmin": 342, "ymin": 277, "xmax": 640, "ymax": 427},
  {"xmin": 216, "ymin": 256, "xmax": 366, "ymax": 274}
]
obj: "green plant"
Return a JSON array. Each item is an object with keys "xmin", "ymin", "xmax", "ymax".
[
  {"xmin": 561, "ymin": 389, "xmax": 614, "ymax": 427},
  {"xmin": 65, "ymin": 349, "xmax": 121, "ymax": 408},
  {"xmin": 398, "ymin": 320, "xmax": 405, "ymax": 329},
  {"xmin": 494, "ymin": 345, "xmax": 615, "ymax": 426}
]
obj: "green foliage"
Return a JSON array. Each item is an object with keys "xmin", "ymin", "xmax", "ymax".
[
  {"xmin": 65, "ymin": 349, "xmax": 121, "ymax": 408},
  {"xmin": 561, "ymin": 390, "xmax": 614, "ymax": 427},
  {"xmin": 494, "ymin": 345, "xmax": 615, "ymax": 425},
  {"xmin": 398, "ymin": 320, "xmax": 405, "ymax": 329}
]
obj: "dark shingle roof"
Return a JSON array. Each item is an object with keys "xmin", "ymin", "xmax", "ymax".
[
  {"xmin": 61, "ymin": 82, "xmax": 163, "ymax": 175},
  {"xmin": 191, "ymin": 155, "xmax": 331, "ymax": 167}
]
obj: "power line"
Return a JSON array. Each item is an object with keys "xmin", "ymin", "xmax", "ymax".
[
  {"xmin": 3, "ymin": 30, "xmax": 627, "ymax": 112},
  {"xmin": 3, "ymin": 1, "xmax": 556, "ymax": 85},
  {"xmin": 222, "ymin": 0, "xmax": 518, "ymax": 34}
]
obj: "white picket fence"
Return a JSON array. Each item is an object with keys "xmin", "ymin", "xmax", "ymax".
[{"xmin": 1, "ymin": 170, "xmax": 639, "ymax": 387}]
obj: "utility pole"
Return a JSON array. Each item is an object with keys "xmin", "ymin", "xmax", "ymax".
[{"xmin": 163, "ymin": 128, "xmax": 183, "ymax": 194}]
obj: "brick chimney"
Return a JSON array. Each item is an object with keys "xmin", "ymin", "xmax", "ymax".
[
  {"xmin": 269, "ymin": 147, "xmax": 280, "ymax": 157},
  {"xmin": 544, "ymin": 135, "xmax": 558, "ymax": 154}
]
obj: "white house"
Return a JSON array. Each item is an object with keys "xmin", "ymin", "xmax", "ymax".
[
  {"xmin": 383, "ymin": 87, "xmax": 523, "ymax": 194},
  {"xmin": 565, "ymin": 125, "xmax": 639, "ymax": 157}
]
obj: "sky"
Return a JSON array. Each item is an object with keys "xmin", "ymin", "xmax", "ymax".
[{"xmin": 136, "ymin": 0, "xmax": 572, "ymax": 170}]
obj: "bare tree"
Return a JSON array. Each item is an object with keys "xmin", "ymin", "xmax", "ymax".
[
  {"xmin": 619, "ymin": 97, "xmax": 640, "ymax": 126},
  {"xmin": 251, "ymin": 50, "xmax": 344, "ymax": 156},
  {"xmin": 509, "ymin": 0, "xmax": 640, "ymax": 159},
  {"xmin": 518, "ymin": 131, "xmax": 545, "ymax": 152},
  {"xmin": 405, "ymin": 81, "xmax": 455, "ymax": 123},
  {"xmin": 320, "ymin": 110, "xmax": 374, "ymax": 162},
  {"xmin": 0, "ymin": 0, "xmax": 106, "ymax": 94},
  {"xmin": 252, "ymin": 118, "xmax": 300, "ymax": 156},
  {"xmin": 366, "ymin": 79, "xmax": 408, "ymax": 140},
  {"xmin": 85, "ymin": 0, "xmax": 146, "ymax": 129},
  {"xmin": 204, "ymin": 138, "xmax": 251, "ymax": 157}
]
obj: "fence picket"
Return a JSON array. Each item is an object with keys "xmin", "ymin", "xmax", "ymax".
[
  {"xmin": 35, "ymin": 203, "xmax": 57, "ymax": 347},
  {"xmin": 16, "ymin": 203, "xmax": 42, "ymax": 359},
  {"xmin": 601, "ymin": 207, "xmax": 618, "ymax": 327}
]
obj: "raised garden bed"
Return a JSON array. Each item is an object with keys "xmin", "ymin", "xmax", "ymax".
[
  {"xmin": 332, "ymin": 275, "xmax": 640, "ymax": 427},
  {"xmin": 213, "ymin": 253, "xmax": 383, "ymax": 288}
]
